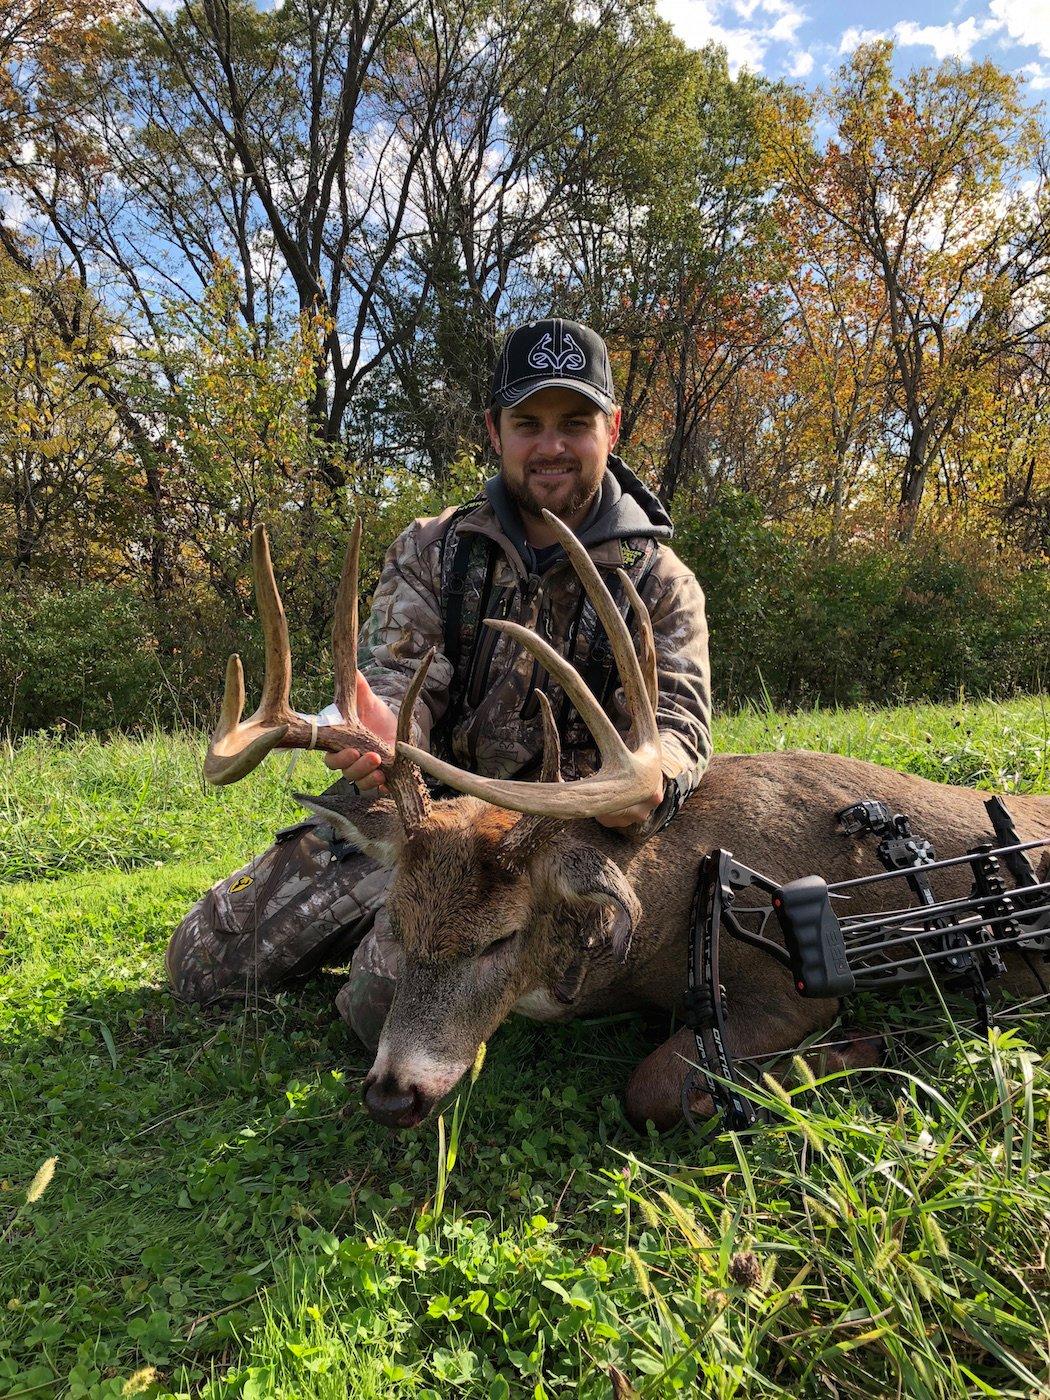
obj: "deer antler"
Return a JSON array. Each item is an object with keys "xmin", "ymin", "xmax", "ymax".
[
  {"xmin": 498, "ymin": 690, "xmax": 564, "ymax": 866},
  {"xmin": 204, "ymin": 521, "xmax": 430, "ymax": 832},
  {"xmin": 396, "ymin": 510, "xmax": 663, "ymax": 821}
]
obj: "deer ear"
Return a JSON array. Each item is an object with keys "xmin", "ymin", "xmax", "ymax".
[
  {"xmin": 546, "ymin": 847, "xmax": 640, "ymax": 964},
  {"xmin": 293, "ymin": 787, "xmax": 404, "ymax": 868}
]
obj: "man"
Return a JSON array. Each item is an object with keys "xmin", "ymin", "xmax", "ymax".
[{"xmin": 167, "ymin": 318, "xmax": 712, "ymax": 1049}]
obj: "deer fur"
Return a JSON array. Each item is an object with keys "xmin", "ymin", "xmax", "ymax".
[{"xmin": 304, "ymin": 748, "xmax": 1050, "ymax": 1130}]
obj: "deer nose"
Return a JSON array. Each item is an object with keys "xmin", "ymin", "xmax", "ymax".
[{"xmin": 363, "ymin": 1073, "xmax": 427, "ymax": 1129}]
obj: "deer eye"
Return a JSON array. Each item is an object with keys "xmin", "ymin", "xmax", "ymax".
[{"xmin": 481, "ymin": 932, "xmax": 517, "ymax": 958}]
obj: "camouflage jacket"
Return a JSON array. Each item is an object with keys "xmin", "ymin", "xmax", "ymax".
[{"xmin": 358, "ymin": 456, "xmax": 712, "ymax": 827}]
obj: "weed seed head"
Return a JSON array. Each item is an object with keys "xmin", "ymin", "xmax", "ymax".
[
  {"xmin": 26, "ymin": 1156, "xmax": 57, "ymax": 1204},
  {"xmin": 626, "ymin": 1245, "xmax": 651, "ymax": 1297},
  {"xmin": 123, "ymin": 1367, "xmax": 159, "ymax": 1396},
  {"xmin": 792, "ymin": 1054, "xmax": 818, "ymax": 1089},
  {"xmin": 729, "ymin": 1250, "xmax": 762, "ymax": 1289}
]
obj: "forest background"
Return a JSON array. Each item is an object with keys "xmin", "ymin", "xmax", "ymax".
[{"xmin": 2, "ymin": 0, "xmax": 1049, "ymax": 733}]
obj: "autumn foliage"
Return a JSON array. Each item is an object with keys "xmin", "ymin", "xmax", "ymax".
[{"xmin": 0, "ymin": 12, "xmax": 1047, "ymax": 728}]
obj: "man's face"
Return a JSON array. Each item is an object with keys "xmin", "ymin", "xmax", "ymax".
[{"xmin": 486, "ymin": 386, "xmax": 621, "ymax": 522}]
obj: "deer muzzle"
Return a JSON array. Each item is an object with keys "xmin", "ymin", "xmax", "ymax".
[
  {"xmin": 362, "ymin": 1070, "xmax": 430, "ymax": 1129},
  {"xmin": 362, "ymin": 1050, "xmax": 473, "ymax": 1129}
]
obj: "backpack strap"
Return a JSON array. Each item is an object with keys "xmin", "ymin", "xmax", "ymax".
[{"xmin": 432, "ymin": 498, "xmax": 496, "ymax": 761}]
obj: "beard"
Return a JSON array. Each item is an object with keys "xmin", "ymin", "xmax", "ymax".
[{"xmin": 503, "ymin": 458, "xmax": 602, "ymax": 521}]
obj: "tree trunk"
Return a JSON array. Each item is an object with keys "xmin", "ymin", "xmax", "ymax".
[{"xmin": 897, "ymin": 426, "xmax": 931, "ymax": 544}]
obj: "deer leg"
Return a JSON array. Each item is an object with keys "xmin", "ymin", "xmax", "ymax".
[
  {"xmin": 624, "ymin": 1027, "xmax": 711, "ymax": 1131},
  {"xmin": 624, "ymin": 1002, "xmax": 883, "ymax": 1132}
]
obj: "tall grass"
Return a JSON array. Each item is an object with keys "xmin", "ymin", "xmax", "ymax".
[
  {"xmin": 0, "ymin": 699, "xmax": 1047, "ymax": 1397},
  {"xmin": 0, "ymin": 729, "xmax": 331, "ymax": 884}
]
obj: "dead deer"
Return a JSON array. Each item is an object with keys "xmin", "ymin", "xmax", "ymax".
[{"xmin": 205, "ymin": 517, "xmax": 1050, "ymax": 1130}]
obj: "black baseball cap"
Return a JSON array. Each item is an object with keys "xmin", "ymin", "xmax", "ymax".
[{"xmin": 489, "ymin": 317, "xmax": 616, "ymax": 414}]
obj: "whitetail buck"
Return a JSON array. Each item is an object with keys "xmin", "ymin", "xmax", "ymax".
[{"xmin": 205, "ymin": 517, "xmax": 1050, "ymax": 1129}]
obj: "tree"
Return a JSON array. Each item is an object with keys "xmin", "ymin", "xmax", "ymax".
[
  {"xmin": 359, "ymin": 0, "xmax": 668, "ymax": 474},
  {"xmin": 0, "ymin": 241, "xmax": 126, "ymax": 583},
  {"xmin": 537, "ymin": 37, "xmax": 783, "ymax": 503},
  {"xmin": 771, "ymin": 42, "xmax": 1050, "ymax": 540},
  {"xmin": 778, "ymin": 199, "xmax": 892, "ymax": 546}
]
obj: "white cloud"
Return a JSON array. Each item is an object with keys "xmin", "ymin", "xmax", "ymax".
[
  {"xmin": 840, "ymin": 15, "xmax": 1002, "ymax": 63},
  {"xmin": 838, "ymin": 1, "xmax": 1050, "ymax": 72},
  {"xmin": 764, "ymin": 0, "xmax": 805, "ymax": 44},
  {"xmin": 656, "ymin": 0, "xmax": 765, "ymax": 72},
  {"xmin": 1022, "ymin": 61, "xmax": 1050, "ymax": 89},
  {"xmin": 892, "ymin": 18, "xmax": 990, "ymax": 61},
  {"xmin": 989, "ymin": 0, "xmax": 1050, "ymax": 59},
  {"xmin": 839, "ymin": 25, "xmax": 886, "ymax": 54},
  {"xmin": 788, "ymin": 49, "xmax": 814, "ymax": 78},
  {"xmin": 656, "ymin": 0, "xmax": 808, "ymax": 75}
]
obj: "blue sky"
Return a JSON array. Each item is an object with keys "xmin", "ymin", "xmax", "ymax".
[{"xmin": 654, "ymin": 0, "xmax": 1050, "ymax": 91}]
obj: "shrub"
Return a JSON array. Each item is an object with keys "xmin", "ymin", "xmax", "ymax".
[
  {"xmin": 2, "ymin": 487, "xmax": 1047, "ymax": 734},
  {"xmin": 0, "ymin": 585, "xmax": 161, "ymax": 733},
  {"xmin": 674, "ymin": 489, "xmax": 1050, "ymax": 708}
]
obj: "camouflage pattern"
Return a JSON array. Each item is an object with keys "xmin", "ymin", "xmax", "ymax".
[
  {"xmin": 166, "ymin": 786, "xmax": 392, "ymax": 1009},
  {"xmin": 360, "ymin": 497, "xmax": 712, "ymax": 792},
  {"xmin": 335, "ymin": 911, "xmax": 404, "ymax": 1052}
]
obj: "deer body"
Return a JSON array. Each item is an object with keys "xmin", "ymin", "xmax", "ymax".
[
  {"xmin": 573, "ymin": 751, "xmax": 1050, "ymax": 1014},
  {"xmin": 204, "ymin": 516, "xmax": 1049, "ymax": 1131},
  {"xmin": 331, "ymin": 750, "xmax": 1047, "ymax": 1128}
]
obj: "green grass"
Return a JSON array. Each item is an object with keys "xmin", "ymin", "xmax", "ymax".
[{"xmin": 1, "ymin": 698, "xmax": 1048, "ymax": 1398}]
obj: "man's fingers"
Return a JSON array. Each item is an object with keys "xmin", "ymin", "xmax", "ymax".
[
  {"xmin": 323, "ymin": 747, "xmax": 385, "ymax": 782},
  {"xmin": 355, "ymin": 769, "xmax": 387, "ymax": 792},
  {"xmin": 323, "ymin": 745, "xmax": 359, "ymax": 771}
]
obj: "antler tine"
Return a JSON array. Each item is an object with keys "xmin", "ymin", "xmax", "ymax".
[
  {"xmin": 398, "ymin": 512, "xmax": 662, "ymax": 820},
  {"xmin": 617, "ymin": 569, "xmax": 659, "ymax": 716},
  {"xmin": 204, "ymin": 527, "xmax": 295, "ymax": 785},
  {"xmin": 499, "ymin": 692, "xmax": 564, "ymax": 867},
  {"xmin": 217, "ymin": 653, "xmax": 246, "ymax": 735},
  {"xmin": 204, "ymin": 654, "xmax": 292, "ymax": 786},
  {"xmin": 331, "ymin": 517, "xmax": 361, "ymax": 721},
  {"xmin": 547, "ymin": 512, "xmax": 659, "ymax": 754},
  {"xmin": 535, "ymin": 688, "xmax": 562, "ymax": 783},
  {"xmin": 252, "ymin": 523, "xmax": 293, "ymax": 717},
  {"xmin": 386, "ymin": 649, "xmax": 434, "ymax": 833},
  {"xmin": 398, "ymin": 621, "xmax": 653, "ymax": 814},
  {"xmin": 206, "ymin": 521, "xmax": 428, "ymax": 800}
]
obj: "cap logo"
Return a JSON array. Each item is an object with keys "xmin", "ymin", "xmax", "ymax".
[{"xmin": 527, "ymin": 331, "xmax": 586, "ymax": 374}]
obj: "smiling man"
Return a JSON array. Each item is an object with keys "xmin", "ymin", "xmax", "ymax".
[
  {"xmin": 166, "ymin": 317, "xmax": 713, "ymax": 1047},
  {"xmin": 327, "ymin": 317, "xmax": 712, "ymax": 829}
]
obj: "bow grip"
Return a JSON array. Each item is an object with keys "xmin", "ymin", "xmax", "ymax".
[{"xmin": 773, "ymin": 876, "xmax": 855, "ymax": 998}]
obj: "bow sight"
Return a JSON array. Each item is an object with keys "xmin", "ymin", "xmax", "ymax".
[{"xmin": 684, "ymin": 797, "xmax": 1050, "ymax": 1131}]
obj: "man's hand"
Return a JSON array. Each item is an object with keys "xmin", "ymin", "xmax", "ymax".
[
  {"xmin": 324, "ymin": 674, "xmax": 399, "ymax": 795},
  {"xmin": 595, "ymin": 778, "xmax": 664, "ymax": 830}
]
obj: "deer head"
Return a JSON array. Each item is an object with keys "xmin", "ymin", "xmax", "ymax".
[{"xmin": 205, "ymin": 512, "xmax": 660, "ymax": 1127}]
